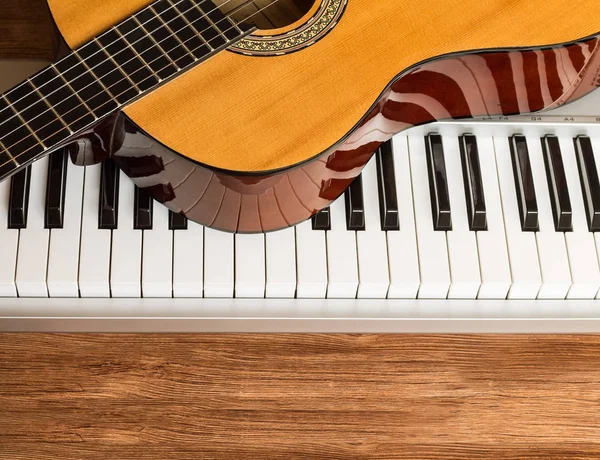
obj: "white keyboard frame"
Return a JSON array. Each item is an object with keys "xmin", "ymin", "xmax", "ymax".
[{"xmin": 1, "ymin": 298, "xmax": 600, "ymax": 332}]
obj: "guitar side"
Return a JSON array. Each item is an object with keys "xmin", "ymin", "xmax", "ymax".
[
  {"xmin": 69, "ymin": 35, "xmax": 600, "ymax": 232},
  {"xmin": 46, "ymin": 0, "xmax": 600, "ymax": 232}
]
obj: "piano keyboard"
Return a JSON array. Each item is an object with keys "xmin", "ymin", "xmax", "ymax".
[
  {"xmin": 4, "ymin": 117, "xmax": 600, "ymax": 331},
  {"xmin": 3, "ymin": 61, "xmax": 600, "ymax": 332},
  {"xmin": 4, "ymin": 118, "xmax": 600, "ymax": 301}
]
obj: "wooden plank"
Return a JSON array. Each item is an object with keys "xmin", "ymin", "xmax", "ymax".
[{"xmin": 0, "ymin": 334, "xmax": 600, "ymax": 458}]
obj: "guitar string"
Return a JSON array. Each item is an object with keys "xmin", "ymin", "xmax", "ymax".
[
  {"xmin": 0, "ymin": 0, "xmax": 255, "ymax": 137},
  {"xmin": 0, "ymin": 0, "xmax": 258, "ymax": 141},
  {"xmin": 0, "ymin": 0, "xmax": 265, "ymax": 145},
  {"xmin": 0, "ymin": 0, "xmax": 285, "ymax": 171},
  {"xmin": 0, "ymin": 0, "xmax": 243, "ymax": 126},
  {"xmin": 0, "ymin": 0, "xmax": 262, "ymax": 149}
]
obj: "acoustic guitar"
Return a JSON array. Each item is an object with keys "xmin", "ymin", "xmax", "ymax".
[{"xmin": 0, "ymin": 0, "xmax": 599, "ymax": 233}]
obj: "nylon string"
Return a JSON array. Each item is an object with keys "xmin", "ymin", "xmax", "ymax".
[
  {"xmin": 0, "ymin": 0, "xmax": 242, "ymax": 129},
  {"xmin": 0, "ymin": 0, "xmax": 284, "ymax": 170}
]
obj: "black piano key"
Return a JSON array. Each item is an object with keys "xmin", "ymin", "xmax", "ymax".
[
  {"xmin": 425, "ymin": 134, "xmax": 452, "ymax": 231},
  {"xmin": 541, "ymin": 136, "xmax": 572, "ymax": 232},
  {"xmin": 509, "ymin": 135, "xmax": 539, "ymax": 232},
  {"xmin": 375, "ymin": 141, "xmax": 400, "ymax": 231},
  {"xmin": 134, "ymin": 186, "xmax": 153, "ymax": 230},
  {"xmin": 44, "ymin": 149, "xmax": 68, "ymax": 229},
  {"xmin": 345, "ymin": 175, "xmax": 365, "ymax": 231},
  {"xmin": 311, "ymin": 207, "xmax": 331, "ymax": 231},
  {"xmin": 169, "ymin": 211, "xmax": 188, "ymax": 231},
  {"xmin": 98, "ymin": 159, "xmax": 120, "ymax": 230},
  {"xmin": 459, "ymin": 135, "xmax": 487, "ymax": 231},
  {"xmin": 8, "ymin": 166, "xmax": 31, "ymax": 229},
  {"xmin": 574, "ymin": 136, "xmax": 600, "ymax": 232}
]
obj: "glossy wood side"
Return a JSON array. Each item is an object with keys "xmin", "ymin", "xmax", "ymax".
[
  {"xmin": 0, "ymin": 0, "xmax": 60, "ymax": 59},
  {"xmin": 48, "ymin": 0, "xmax": 600, "ymax": 172},
  {"xmin": 2, "ymin": 334, "xmax": 600, "ymax": 459},
  {"xmin": 97, "ymin": 37, "xmax": 600, "ymax": 232},
  {"xmin": 107, "ymin": 114, "xmax": 346, "ymax": 233}
]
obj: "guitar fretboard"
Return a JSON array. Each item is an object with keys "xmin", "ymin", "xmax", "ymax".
[{"xmin": 0, "ymin": 0, "xmax": 253, "ymax": 181}]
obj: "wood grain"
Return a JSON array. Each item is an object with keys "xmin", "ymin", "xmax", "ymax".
[
  {"xmin": 1, "ymin": 334, "xmax": 600, "ymax": 459},
  {"xmin": 0, "ymin": 0, "xmax": 59, "ymax": 59}
]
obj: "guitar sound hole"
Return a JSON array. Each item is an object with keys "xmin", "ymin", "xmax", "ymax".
[{"xmin": 218, "ymin": 0, "xmax": 316, "ymax": 30}]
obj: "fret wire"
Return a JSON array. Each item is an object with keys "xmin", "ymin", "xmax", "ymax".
[
  {"xmin": 0, "ymin": 0, "xmax": 262, "ymax": 171},
  {"xmin": 220, "ymin": 7, "xmax": 243, "ymax": 34},
  {"xmin": 0, "ymin": 0, "xmax": 234, "ymax": 124},
  {"xmin": 94, "ymin": 38, "xmax": 143, "ymax": 94},
  {"xmin": 51, "ymin": 63, "xmax": 98, "ymax": 120},
  {"xmin": 150, "ymin": 5, "xmax": 196, "ymax": 57},
  {"xmin": 139, "ymin": 7, "xmax": 196, "ymax": 70},
  {"xmin": 0, "ymin": 0, "xmax": 243, "ymax": 135},
  {"xmin": 168, "ymin": 0, "xmax": 214, "ymax": 51},
  {"xmin": 1, "ymin": 70, "xmax": 55, "ymax": 115},
  {"xmin": 0, "ymin": 140, "xmax": 19, "ymax": 167},
  {"xmin": 228, "ymin": 16, "xmax": 243, "ymax": 34},
  {"xmin": 132, "ymin": 16, "xmax": 181, "ymax": 70},
  {"xmin": 192, "ymin": 2, "xmax": 229, "ymax": 41},
  {"xmin": 1, "ymin": 94, "xmax": 47, "ymax": 149},
  {"xmin": 114, "ymin": 28, "xmax": 161, "ymax": 81},
  {"xmin": 73, "ymin": 51, "xmax": 121, "ymax": 107},
  {"xmin": 27, "ymin": 78, "xmax": 74, "ymax": 135},
  {"xmin": 0, "ymin": 2, "xmax": 245, "ymax": 156}
]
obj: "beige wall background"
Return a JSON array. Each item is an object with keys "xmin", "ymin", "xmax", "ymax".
[{"xmin": 0, "ymin": 60, "xmax": 47, "ymax": 93}]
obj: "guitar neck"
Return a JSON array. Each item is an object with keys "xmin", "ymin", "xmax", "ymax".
[{"xmin": 0, "ymin": 0, "xmax": 253, "ymax": 181}]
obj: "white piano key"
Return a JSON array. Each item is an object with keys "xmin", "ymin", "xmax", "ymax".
[
  {"xmin": 79, "ymin": 165, "xmax": 112, "ymax": 297},
  {"xmin": 15, "ymin": 157, "xmax": 49, "ymax": 297},
  {"xmin": 204, "ymin": 227, "xmax": 234, "ymax": 298},
  {"xmin": 527, "ymin": 136, "xmax": 571, "ymax": 299},
  {"xmin": 110, "ymin": 172, "xmax": 142, "ymax": 298},
  {"xmin": 173, "ymin": 221, "xmax": 204, "ymax": 298},
  {"xmin": 265, "ymin": 227, "xmax": 296, "ymax": 298},
  {"xmin": 356, "ymin": 159, "xmax": 390, "ymax": 298},
  {"xmin": 141, "ymin": 201, "xmax": 173, "ymax": 298},
  {"xmin": 588, "ymin": 136, "xmax": 600, "ymax": 298},
  {"xmin": 409, "ymin": 135, "xmax": 450, "ymax": 299},
  {"xmin": 559, "ymin": 136, "xmax": 600, "ymax": 298},
  {"xmin": 0, "ymin": 180, "xmax": 18, "ymax": 297},
  {"xmin": 443, "ymin": 136, "xmax": 481, "ymax": 299},
  {"xmin": 79, "ymin": 164, "xmax": 111, "ymax": 297},
  {"xmin": 235, "ymin": 233, "xmax": 266, "ymax": 298},
  {"xmin": 387, "ymin": 136, "xmax": 420, "ymax": 299},
  {"xmin": 47, "ymin": 159, "xmax": 84, "ymax": 297},
  {"xmin": 296, "ymin": 219, "xmax": 327, "ymax": 298},
  {"xmin": 474, "ymin": 137, "xmax": 512, "ymax": 299},
  {"xmin": 494, "ymin": 136, "xmax": 542, "ymax": 299},
  {"xmin": 326, "ymin": 197, "xmax": 359, "ymax": 299}
]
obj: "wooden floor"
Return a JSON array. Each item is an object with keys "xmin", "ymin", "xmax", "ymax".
[{"xmin": 1, "ymin": 334, "xmax": 600, "ymax": 459}]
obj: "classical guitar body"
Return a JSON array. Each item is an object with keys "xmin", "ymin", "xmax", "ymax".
[{"xmin": 2, "ymin": 0, "xmax": 600, "ymax": 232}]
